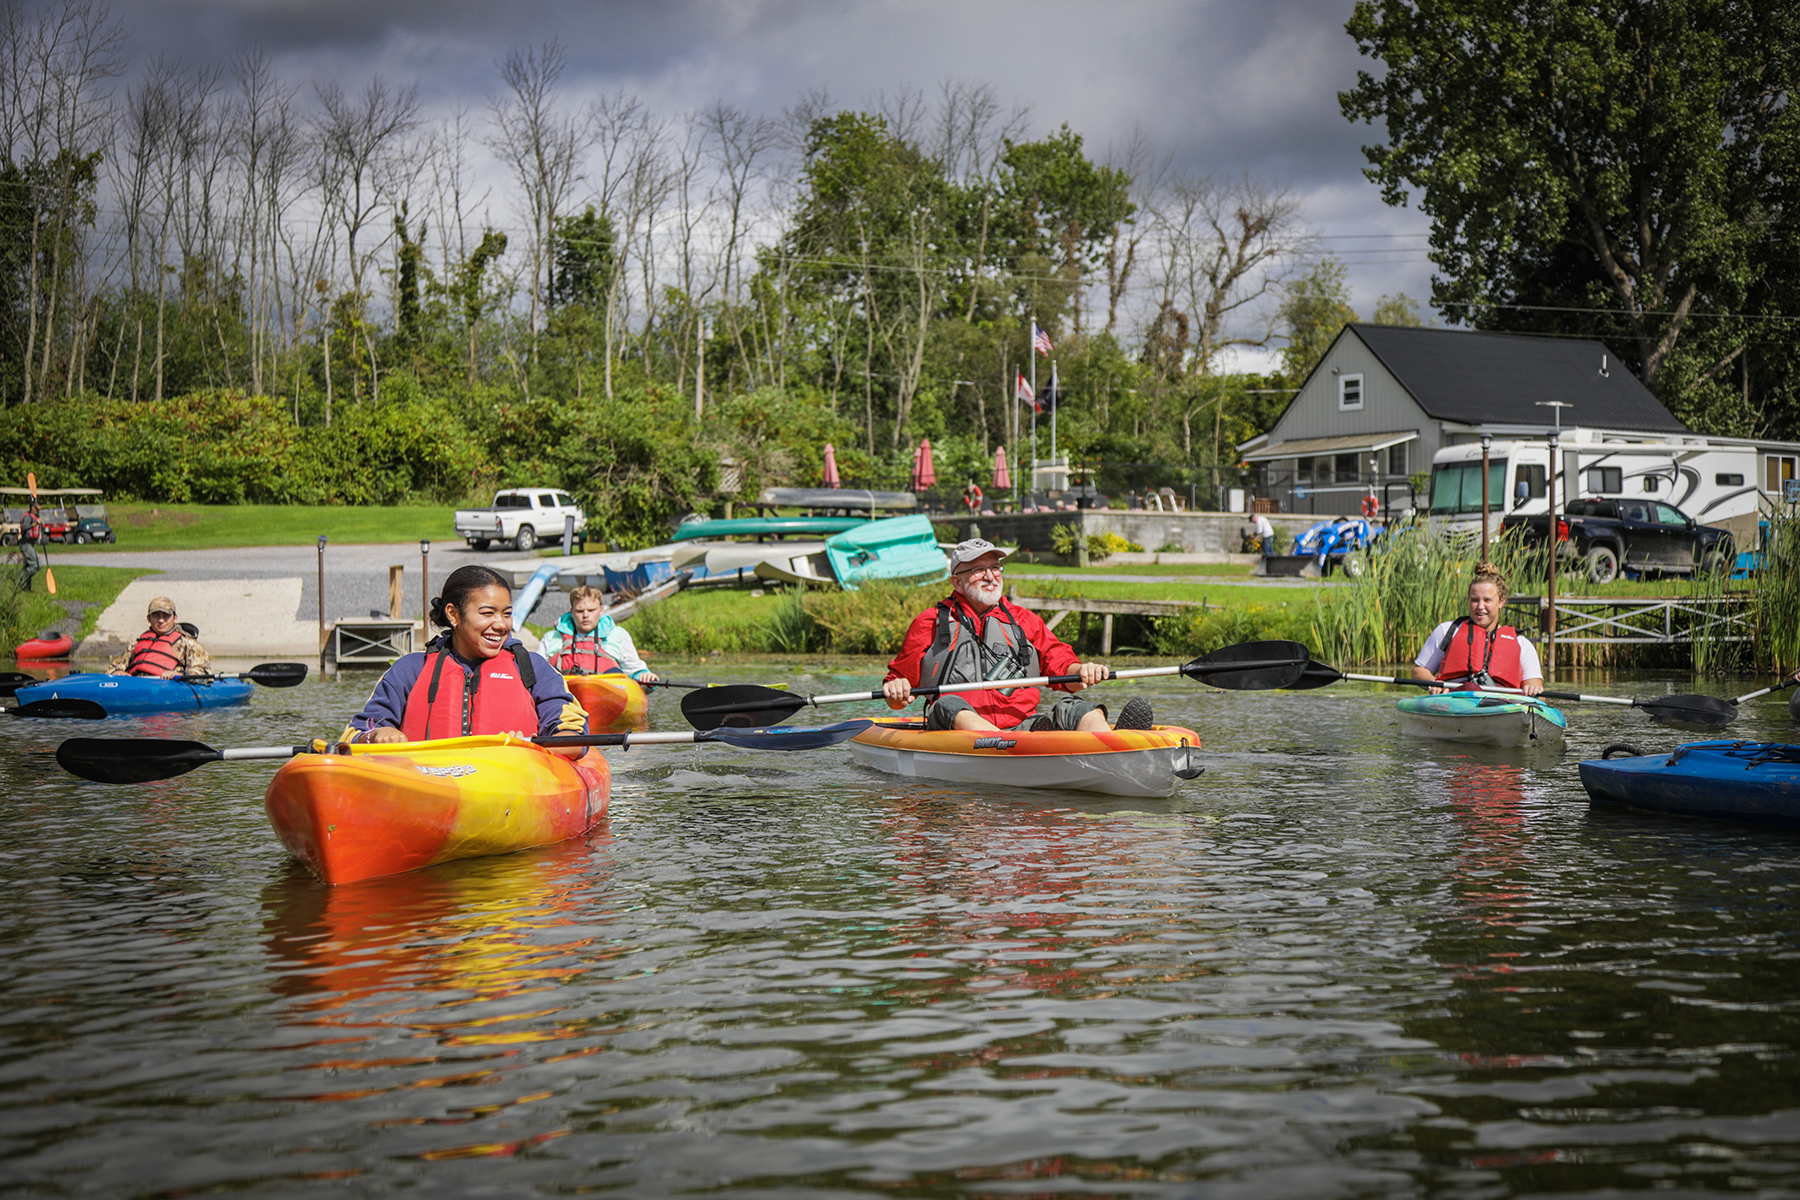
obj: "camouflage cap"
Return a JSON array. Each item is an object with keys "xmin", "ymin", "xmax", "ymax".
[{"xmin": 146, "ymin": 596, "xmax": 177, "ymax": 617}]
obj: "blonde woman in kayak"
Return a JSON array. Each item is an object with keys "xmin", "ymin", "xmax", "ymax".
[
  {"xmin": 1410, "ymin": 561, "xmax": 1545, "ymax": 696},
  {"xmin": 345, "ymin": 564, "xmax": 587, "ymax": 754}
]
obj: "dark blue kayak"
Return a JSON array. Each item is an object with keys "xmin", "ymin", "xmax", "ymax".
[
  {"xmin": 1579, "ymin": 741, "xmax": 1800, "ymax": 828},
  {"xmin": 12, "ymin": 673, "xmax": 254, "ymax": 716}
]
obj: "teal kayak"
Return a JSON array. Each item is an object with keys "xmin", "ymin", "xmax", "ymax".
[
  {"xmin": 824, "ymin": 515, "xmax": 949, "ymax": 590},
  {"xmin": 1396, "ymin": 690, "xmax": 1568, "ymax": 746},
  {"xmin": 672, "ymin": 517, "xmax": 867, "ymax": 542}
]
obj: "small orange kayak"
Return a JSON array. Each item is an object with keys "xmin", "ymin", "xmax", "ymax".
[
  {"xmin": 849, "ymin": 718, "xmax": 1203, "ymax": 797},
  {"xmin": 264, "ymin": 735, "xmax": 610, "ymax": 885},
  {"xmin": 565, "ymin": 673, "xmax": 650, "ymax": 732}
]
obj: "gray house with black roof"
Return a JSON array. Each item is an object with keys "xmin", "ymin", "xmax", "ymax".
[{"xmin": 1239, "ymin": 324, "xmax": 1690, "ymax": 514}]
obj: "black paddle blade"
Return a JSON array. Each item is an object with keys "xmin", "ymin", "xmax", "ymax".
[
  {"xmin": 13, "ymin": 698, "xmax": 108, "ymax": 719},
  {"xmin": 56, "ymin": 737, "xmax": 223, "ymax": 783},
  {"xmin": 1180, "ymin": 640, "xmax": 1310, "ymax": 690},
  {"xmin": 1284, "ymin": 660, "xmax": 1348, "ymax": 691},
  {"xmin": 682, "ymin": 684, "xmax": 811, "ymax": 731},
  {"xmin": 1637, "ymin": 693, "xmax": 1739, "ymax": 727},
  {"xmin": 704, "ymin": 719, "xmax": 873, "ymax": 750},
  {"xmin": 244, "ymin": 662, "xmax": 308, "ymax": 687},
  {"xmin": 0, "ymin": 671, "xmax": 39, "ymax": 697}
]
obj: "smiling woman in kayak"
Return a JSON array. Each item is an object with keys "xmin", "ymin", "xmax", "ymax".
[
  {"xmin": 1410, "ymin": 561, "xmax": 1544, "ymax": 696},
  {"xmin": 345, "ymin": 564, "xmax": 587, "ymax": 750}
]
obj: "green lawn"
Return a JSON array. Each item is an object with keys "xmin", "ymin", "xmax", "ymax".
[
  {"xmin": 9, "ymin": 564, "xmax": 159, "ymax": 650},
  {"xmin": 68, "ymin": 503, "xmax": 460, "ymax": 551},
  {"xmin": 1005, "ymin": 561, "xmax": 1254, "ymax": 578}
]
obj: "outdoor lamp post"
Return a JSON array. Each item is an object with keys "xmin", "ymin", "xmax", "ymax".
[
  {"xmin": 1479, "ymin": 433, "xmax": 1492, "ymax": 559},
  {"xmin": 316, "ymin": 535, "xmax": 328, "ymax": 664},
  {"xmin": 419, "ymin": 539, "xmax": 430, "ymax": 631}
]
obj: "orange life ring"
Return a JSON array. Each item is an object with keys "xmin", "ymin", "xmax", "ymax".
[
  {"xmin": 964, "ymin": 484, "xmax": 983, "ymax": 512},
  {"xmin": 1360, "ymin": 493, "xmax": 1379, "ymax": 518}
]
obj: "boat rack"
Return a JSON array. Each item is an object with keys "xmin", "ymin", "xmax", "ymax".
[{"xmin": 326, "ymin": 618, "xmax": 418, "ymax": 671}]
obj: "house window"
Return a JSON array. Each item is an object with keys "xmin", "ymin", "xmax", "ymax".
[
  {"xmin": 1586, "ymin": 466, "xmax": 1623, "ymax": 493},
  {"xmin": 1386, "ymin": 443, "xmax": 1408, "ymax": 476},
  {"xmin": 1766, "ymin": 454, "xmax": 1798, "ymax": 493},
  {"xmin": 1334, "ymin": 453, "xmax": 1359, "ymax": 483},
  {"xmin": 1338, "ymin": 374, "xmax": 1364, "ymax": 411}
]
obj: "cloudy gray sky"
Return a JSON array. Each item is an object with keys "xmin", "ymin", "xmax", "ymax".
[{"xmin": 98, "ymin": 0, "xmax": 1434, "ymax": 364}]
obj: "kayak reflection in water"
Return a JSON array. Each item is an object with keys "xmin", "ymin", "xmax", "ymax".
[
  {"xmin": 1410, "ymin": 561, "xmax": 1545, "ymax": 697},
  {"xmin": 343, "ymin": 564, "xmax": 588, "ymax": 756},
  {"xmin": 880, "ymin": 538, "xmax": 1155, "ymax": 733}
]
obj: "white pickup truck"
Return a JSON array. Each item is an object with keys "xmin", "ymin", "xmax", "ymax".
[{"xmin": 454, "ymin": 489, "xmax": 586, "ymax": 551}]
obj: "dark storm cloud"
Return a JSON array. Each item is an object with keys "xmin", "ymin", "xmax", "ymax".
[{"xmin": 83, "ymin": 0, "xmax": 1434, "ymax": 315}]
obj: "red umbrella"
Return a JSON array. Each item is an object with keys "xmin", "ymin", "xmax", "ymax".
[
  {"xmin": 913, "ymin": 438, "xmax": 936, "ymax": 491},
  {"xmin": 991, "ymin": 446, "xmax": 1011, "ymax": 491},
  {"xmin": 822, "ymin": 443, "xmax": 840, "ymax": 488}
]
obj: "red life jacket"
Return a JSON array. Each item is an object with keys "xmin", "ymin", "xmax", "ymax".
[
  {"xmin": 917, "ymin": 594, "xmax": 1043, "ymax": 728},
  {"xmin": 1436, "ymin": 618, "xmax": 1527, "ymax": 689},
  {"xmin": 399, "ymin": 642, "xmax": 544, "ymax": 740},
  {"xmin": 554, "ymin": 628, "xmax": 621, "ymax": 675},
  {"xmin": 127, "ymin": 627, "xmax": 186, "ymax": 677}
]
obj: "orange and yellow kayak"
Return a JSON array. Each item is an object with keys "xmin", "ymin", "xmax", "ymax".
[
  {"xmin": 264, "ymin": 735, "xmax": 611, "ymax": 885},
  {"xmin": 565, "ymin": 673, "xmax": 650, "ymax": 732},
  {"xmin": 849, "ymin": 718, "xmax": 1204, "ymax": 797}
]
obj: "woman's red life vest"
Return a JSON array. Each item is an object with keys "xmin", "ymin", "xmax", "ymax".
[
  {"xmin": 400, "ymin": 642, "xmax": 544, "ymax": 740},
  {"xmin": 1436, "ymin": 618, "xmax": 1526, "ymax": 689},
  {"xmin": 554, "ymin": 628, "xmax": 621, "ymax": 675},
  {"xmin": 127, "ymin": 627, "xmax": 186, "ymax": 676}
]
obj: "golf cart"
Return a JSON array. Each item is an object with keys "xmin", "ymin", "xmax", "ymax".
[{"xmin": 0, "ymin": 487, "xmax": 115, "ymax": 543}]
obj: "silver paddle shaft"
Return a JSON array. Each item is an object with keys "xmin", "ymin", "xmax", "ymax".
[
  {"xmin": 814, "ymin": 663, "xmax": 1192, "ymax": 706},
  {"xmin": 1332, "ymin": 672, "xmax": 1637, "ymax": 706}
]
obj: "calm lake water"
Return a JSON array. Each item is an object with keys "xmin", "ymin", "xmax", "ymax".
[{"xmin": 3, "ymin": 662, "xmax": 1799, "ymax": 1198}]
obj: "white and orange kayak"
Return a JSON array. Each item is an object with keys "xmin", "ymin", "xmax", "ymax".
[
  {"xmin": 264, "ymin": 735, "xmax": 610, "ymax": 885},
  {"xmin": 849, "ymin": 718, "xmax": 1203, "ymax": 797},
  {"xmin": 565, "ymin": 673, "xmax": 650, "ymax": 732}
]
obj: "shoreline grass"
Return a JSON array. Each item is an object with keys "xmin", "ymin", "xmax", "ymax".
[
  {"xmin": 56, "ymin": 503, "xmax": 459, "ymax": 552},
  {"xmin": 4, "ymin": 563, "xmax": 161, "ymax": 653}
]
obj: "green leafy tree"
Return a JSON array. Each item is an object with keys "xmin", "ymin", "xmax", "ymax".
[
  {"xmin": 1278, "ymin": 257, "xmax": 1358, "ymax": 384},
  {"xmin": 1341, "ymin": 0, "xmax": 1800, "ymax": 423}
]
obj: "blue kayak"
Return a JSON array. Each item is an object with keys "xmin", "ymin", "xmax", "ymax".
[
  {"xmin": 1580, "ymin": 741, "xmax": 1800, "ymax": 828},
  {"xmin": 1396, "ymin": 690, "xmax": 1568, "ymax": 746},
  {"xmin": 12, "ymin": 673, "xmax": 254, "ymax": 716}
]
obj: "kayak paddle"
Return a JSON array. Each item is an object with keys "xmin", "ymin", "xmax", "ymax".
[
  {"xmin": 7, "ymin": 698, "xmax": 107, "ymax": 719},
  {"xmin": 681, "ymin": 640, "xmax": 1311, "ymax": 731},
  {"xmin": 0, "ymin": 671, "xmax": 40, "ymax": 696},
  {"xmin": 1298, "ymin": 661, "xmax": 1742, "ymax": 726},
  {"xmin": 55, "ymin": 719, "xmax": 875, "ymax": 785},
  {"xmin": 26, "ymin": 471, "xmax": 54, "ymax": 595},
  {"xmin": 182, "ymin": 662, "xmax": 309, "ymax": 688}
]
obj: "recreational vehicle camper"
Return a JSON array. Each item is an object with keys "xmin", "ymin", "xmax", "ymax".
[{"xmin": 1425, "ymin": 432, "xmax": 1777, "ymax": 549}]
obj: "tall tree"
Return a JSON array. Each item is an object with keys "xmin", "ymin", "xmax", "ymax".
[
  {"xmin": 1278, "ymin": 256, "xmax": 1358, "ymax": 384},
  {"xmin": 1341, "ymin": 0, "xmax": 1800, "ymax": 405}
]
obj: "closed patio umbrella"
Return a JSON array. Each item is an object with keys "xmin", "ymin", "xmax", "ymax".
[
  {"xmin": 912, "ymin": 438, "xmax": 936, "ymax": 492},
  {"xmin": 822, "ymin": 443, "xmax": 840, "ymax": 488},
  {"xmin": 991, "ymin": 446, "xmax": 1011, "ymax": 491}
]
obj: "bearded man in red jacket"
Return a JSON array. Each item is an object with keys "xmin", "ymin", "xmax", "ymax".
[{"xmin": 881, "ymin": 539, "xmax": 1153, "ymax": 733}]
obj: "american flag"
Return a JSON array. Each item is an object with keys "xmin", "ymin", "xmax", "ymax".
[
  {"xmin": 1031, "ymin": 324, "xmax": 1053, "ymax": 356},
  {"xmin": 1015, "ymin": 371, "xmax": 1041, "ymax": 411}
]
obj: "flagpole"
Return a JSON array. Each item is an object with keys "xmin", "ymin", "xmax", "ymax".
[
  {"xmin": 1029, "ymin": 321, "xmax": 1039, "ymax": 502},
  {"xmin": 1010, "ymin": 363, "xmax": 1019, "ymax": 510},
  {"xmin": 1050, "ymin": 359, "xmax": 1058, "ymax": 478}
]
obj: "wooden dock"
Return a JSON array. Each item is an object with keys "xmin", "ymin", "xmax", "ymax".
[{"xmin": 1009, "ymin": 590, "xmax": 1220, "ymax": 655}]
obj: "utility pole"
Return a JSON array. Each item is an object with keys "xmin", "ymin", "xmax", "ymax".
[
  {"xmin": 1479, "ymin": 432, "xmax": 1492, "ymax": 560},
  {"xmin": 1535, "ymin": 402, "xmax": 1573, "ymax": 676}
]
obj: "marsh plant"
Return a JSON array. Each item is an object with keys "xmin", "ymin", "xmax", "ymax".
[{"xmin": 1751, "ymin": 504, "xmax": 1799, "ymax": 674}]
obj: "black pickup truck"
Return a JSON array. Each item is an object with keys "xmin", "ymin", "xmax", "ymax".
[{"xmin": 1499, "ymin": 498, "xmax": 1735, "ymax": 583}]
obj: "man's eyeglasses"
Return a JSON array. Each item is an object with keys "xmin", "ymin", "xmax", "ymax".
[{"xmin": 955, "ymin": 566, "xmax": 1004, "ymax": 579}]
